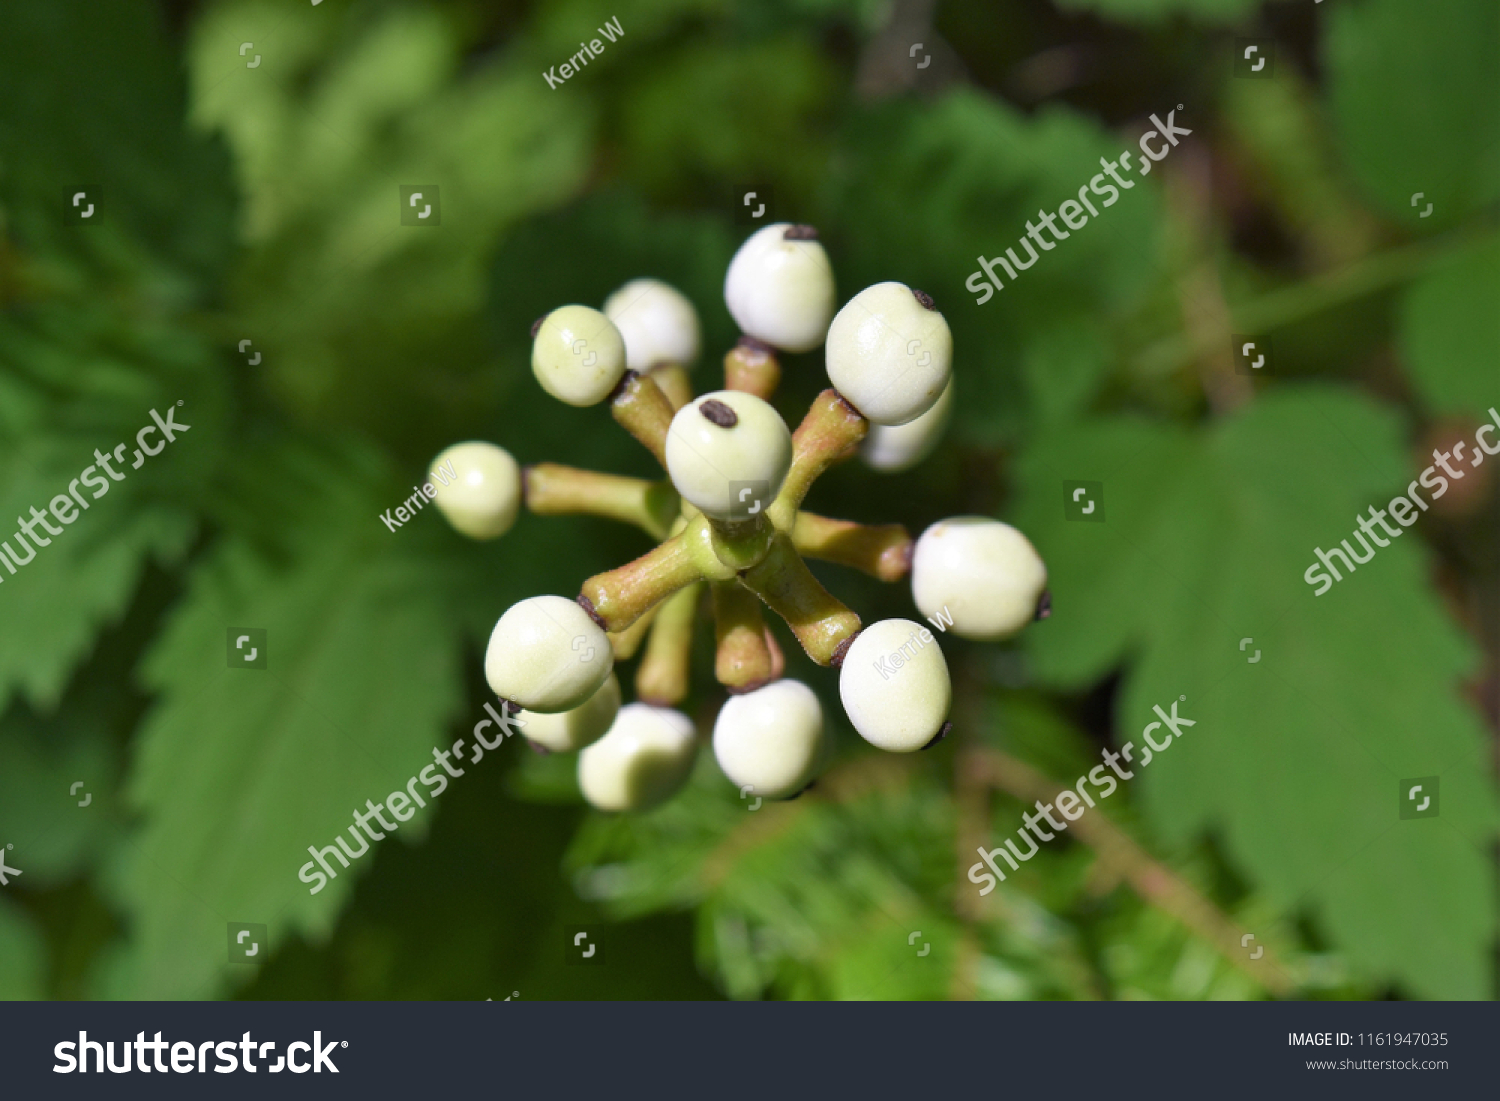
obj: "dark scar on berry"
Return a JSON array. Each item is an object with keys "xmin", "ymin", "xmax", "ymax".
[
  {"xmin": 785, "ymin": 779, "xmax": 816, "ymax": 800},
  {"xmin": 699, "ymin": 399, "xmax": 738, "ymax": 427},
  {"xmin": 921, "ymin": 722, "xmax": 952, "ymax": 751},
  {"xmin": 530, "ymin": 315, "xmax": 547, "ymax": 338},
  {"xmin": 783, "ymin": 225, "xmax": 818, "ymax": 240},
  {"xmin": 911, "ymin": 288, "xmax": 936, "ymax": 310},
  {"xmin": 1035, "ymin": 590, "xmax": 1052, "ymax": 620},
  {"xmin": 576, "ymin": 593, "xmax": 607, "ymax": 629},
  {"xmin": 737, "ymin": 335, "xmax": 774, "ymax": 355}
]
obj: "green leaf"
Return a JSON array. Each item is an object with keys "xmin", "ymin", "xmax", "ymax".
[
  {"xmin": 616, "ymin": 36, "xmax": 839, "ymax": 199},
  {"xmin": 1398, "ymin": 236, "xmax": 1500, "ymax": 416},
  {"xmin": 0, "ymin": 0, "xmax": 235, "ymax": 715},
  {"xmin": 1051, "ymin": 0, "xmax": 1257, "ymax": 22},
  {"xmin": 0, "ymin": 316, "xmax": 225, "ymax": 713},
  {"xmin": 0, "ymin": 707, "xmax": 121, "ymax": 887},
  {"xmin": 104, "ymin": 441, "xmax": 472, "ymax": 999},
  {"xmin": 188, "ymin": 0, "xmax": 596, "ymax": 430},
  {"xmin": 0, "ymin": 898, "xmax": 45, "ymax": 999},
  {"xmin": 1328, "ymin": 0, "xmax": 1500, "ymax": 226},
  {"xmin": 1011, "ymin": 389, "xmax": 1499, "ymax": 998},
  {"xmin": 828, "ymin": 91, "xmax": 1164, "ymax": 442},
  {"xmin": 0, "ymin": 0, "xmax": 237, "ymax": 288}
]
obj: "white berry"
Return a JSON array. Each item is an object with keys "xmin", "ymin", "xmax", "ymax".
[
  {"xmin": 531, "ymin": 305, "xmax": 628, "ymax": 407},
  {"xmin": 723, "ymin": 223, "xmax": 835, "ymax": 353},
  {"xmin": 911, "ymin": 518, "xmax": 1047, "ymax": 641},
  {"xmin": 664, "ymin": 390, "xmax": 792, "ymax": 520},
  {"xmin": 838, "ymin": 619, "xmax": 951, "ymax": 752},
  {"xmin": 825, "ymin": 282, "xmax": 952, "ymax": 426},
  {"xmin": 429, "ymin": 441, "xmax": 522, "ymax": 539},
  {"xmin": 521, "ymin": 672, "xmax": 621, "ymax": 753},
  {"xmin": 861, "ymin": 377, "xmax": 954, "ymax": 473},
  {"xmin": 578, "ymin": 703, "xmax": 698, "ymax": 812},
  {"xmin": 484, "ymin": 595, "xmax": 613, "ymax": 713},
  {"xmin": 712, "ymin": 679, "xmax": 825, "ymax": 799},
  {"xmin": 603, "ymin": 279, "xmax": 701, "ymax": 371}
]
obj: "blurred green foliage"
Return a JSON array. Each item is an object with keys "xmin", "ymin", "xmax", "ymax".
[{"xmin": 0, "ymin": 0, "xmax": 1495, "ymax": 1001}]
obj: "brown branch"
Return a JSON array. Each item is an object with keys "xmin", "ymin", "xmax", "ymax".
[
  {"xmin": 967, "ymin": 747, "xmax": 1295, "ymax": 998},
  {"xmin": 700, "ymin": 754, "xmax": 918, "ymax": 891}
]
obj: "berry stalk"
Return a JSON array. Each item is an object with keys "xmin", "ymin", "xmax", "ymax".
[
  {"xmin": 707, "ymin": 514, "xmax": 774, "ymax": 572},
  {"xmin": 791, "ymin": 511, "xmax": 913, "ymax": 582},
  {"xmin": 579, "ymin": 530, "xmax": 704, "ymax": 632},
  {"xmin": 767, "ymin": 389, "xmax": 868, "ymax": 528},
  {"xmin": 609, "ymin": 370, "xmax": 677, "ymax": 468},
  {"xmin": 712, "ymin": 580, "xmax": 778, "ymax": 692},
  {"xmin": 636, "ymin": 582, "xmax": 700, "ymax": 705},
  {"xmin": 646, "ymin": 363, "xmax": 693, "ymax": 411},
  {"xmin": 608, "ymin": 604, "xmax": 658, "ymax": 660},
  {"xmin": 523, "ymin": 462, "xmax": 678, "ymax": 539},
  {"xmin": 722, "ymin": 338, "xmax": 780, "ymax": 400},
  {"xmin": 737, "ymin": 533, "xmax": 861, "ymax": 666}
]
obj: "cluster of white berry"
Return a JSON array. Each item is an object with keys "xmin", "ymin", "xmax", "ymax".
[{"xmin": 423, "ymin": 223, "xmax": 1049, "ymax": 812}]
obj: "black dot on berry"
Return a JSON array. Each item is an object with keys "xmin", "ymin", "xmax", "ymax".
[{"xmin": 699, "ymin": 399, "xmax": 738, "ymax": 428}]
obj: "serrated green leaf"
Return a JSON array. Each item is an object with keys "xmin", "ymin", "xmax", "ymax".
[
  {"xmin": 1328, "ymin": 0, "xmax": 1500, "ymax": 225},
  {"xmin": 188, "ymin": 0, "xmax": 596, "ymax": 431},
  {"xmin": 829, "ymin": 91, "xmax": 1164, "ymax": 442},
  {"xmin": 1398, "ymin": 236, "xmax": 1500, "ymax": 416},
  {"xmin": 1012, "ymin": 389, "xmax": 1499, "ymax": 997},
  {"xmin": 105, "ymin": 442, "xmax": 472, "ymax": 999},
  {"xmin": 0, "ymin": 323, "xmax": 225, "ymax": 712}
]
